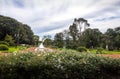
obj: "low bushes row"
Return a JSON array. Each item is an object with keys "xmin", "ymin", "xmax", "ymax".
[
  {"xmin": 0, "ymin": 41, "xmax": 9, "ymax": 46},
  {"xmin": 0, "ymin": 44, "xmax": 9, "ymax": 50},
  {"xmin": 0, "ymin": 52, "xmax": 120, "ymax": 79},
  {"xmin": 0, "ymin": 41, "xmax": 9, "ymax": 51},
  {"xmin": 77, "ymin": 47, "xmax": 87, "ymax": 52}
]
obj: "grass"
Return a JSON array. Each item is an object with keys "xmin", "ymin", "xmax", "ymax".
[
  {"xmin": 1, "ymin": 46, "xmax": 120, "ymax": 54},
  {"xmin": 52, "ymin": 48, "xmax": 120, "ymax": 54},
  {"xmin": 103, "ymin": 50, "xmax": 120, "ymax": 54},
  {"xmin": 0, "ymin": 46, "xmax": 27, "ymax": 53},
  {"xmin": 89, "ymin": 49, "xmax": 120, "ymax": 54},
  {"xmin": 60, "ymin": 48, "xmax": 120, "ymax": 54}
]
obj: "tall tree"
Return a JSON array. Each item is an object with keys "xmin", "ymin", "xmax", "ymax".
[
  {"xmin": 101, "ymin": 27, "xmax": 120, "ymax": 50},
  {"xmin": 105, "ymin": 28, "xmax": 115, "ymax": 50},
  {"xmin": 101, "ymin": 34, "xmax": 110, "ymax": 50},
  {"xmin": 54, "ymin": 32, "xmax": 64, "ymax": 48},
  {"xmin": 82, "ymin": 28, "xmax": 102, "ymax": 48},
  {"xmin": 0, "ymin": 15, "xmax": 34, "ymax": 45},
  {"xmin": 69, "ymin": 23, "xmax": 78, "ymax": 42},
  {"xmin": 44, "ymin": 38, "xmax": 52, "ymax": 47},
  {"xmin": 33, "ymin": 35, "xmax": 39, "ymax": 46},
  {"xmin": 43, "ymin": 35, "xmax": 52, "ymax": 47},
  {"xmin": 63, "ymin": 30, "xmax": 72, "ymax": 48},
  {"xmin": 74, "ymin": 18, "xmax": 90, "ymax": 36},
  {"xmin": 114, "ymin": 27, "xmax": 120, "ymax": 50},
  {"xmin": 69, "ymin": 18, "xmax": 90, "ymax": 48},
  {"xmin": 69, "ymin": 23, "xmax": 79, "ymax": 48}
]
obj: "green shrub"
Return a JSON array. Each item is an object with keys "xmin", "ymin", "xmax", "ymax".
[
  {"xmin": 0, "ymin": 44, "xmax": 9, "ymax": 50},
  {"xmin": 0, "ymin": 41, "xmax": 9, "ymax": 46},
  {"xmin": 96, "ymin": 47, "xmax": 104, "ymax": 54},
  {"xmin": 77, "ymin": 47, "xmax": 87, "ymax": 52},
  {"xmin": 0, "ymin": 52, "xmax": 120, "ymax": 79}
]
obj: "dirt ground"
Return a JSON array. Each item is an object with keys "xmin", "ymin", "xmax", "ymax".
[{"xmin": 98, "ymin": 54, "xmax": 120, "ymax": 59}]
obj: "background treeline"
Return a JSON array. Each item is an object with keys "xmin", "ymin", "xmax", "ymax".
[
  {"xmin": 0, "ymin": 15, "xmax": 39, "ymax": 46},
  {"xmin": 52, "ymin": 18, "xmax": 120, "ymax": 50},
  {"xmin": 0, "ymin": 15, "xmax": 119, "ymax": 50}
]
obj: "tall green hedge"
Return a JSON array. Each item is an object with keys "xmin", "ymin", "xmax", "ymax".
[{"xmin": 0, "ymin": 52, "xmax": 120, "ymax": 79}]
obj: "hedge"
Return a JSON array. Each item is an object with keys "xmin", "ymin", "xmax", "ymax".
[
  {"xmin": 96, "ymin": 47, "xmax": 104, "ymax": 54},
  {"xmin": 0, "ymin": 41, "xmax": 9, "ymax": 46},
  {"xmin": 77, "ymin": 47, "xmax": 87, "ymax": 52},
  {"xmin": 0, "ymin": 52, "xmax": 120, "ymax": 79},
  {"xmin": 0, "ymin": 44, "xmax": 9, "ymax": 50}
]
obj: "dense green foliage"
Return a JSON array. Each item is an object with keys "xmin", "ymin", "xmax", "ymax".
[
  {"xmin": 96, "ymin": 47, "xmax": 104, "ymax": 54},
  {"xmin": 33, "ymin": 35, "xmax": 39, "ymax": 46},
  {"xmin": 54, "ymin": 18, "xmax": 120, "ymax": 51},
  {"xmin": 43, "ymin": 35, "xmax": 53, "ymax": 47},
  {"xmin": 103, "ymin": 27, "xmax": 120, "ymax": 50},
  {"xmin": 0, "ymin": 15, "xmax": 34, "ymax": 45},
  {"xmin": 77, "ymin": 47, "xmax": 87, "ymax": 52},
  {"xmin": 4, "ymin": 34, "xmax": 15, "ymax": 46},
  {"xmin": 0, "ymin": 52, "xmax": 120, "ymax": 79},
  {"xmin": 0, "ymin": 41, "xmax": 9, "ymax": 46},
  {"xmin": 43, "ymin": 38, "xmax": 52, "ymax": 47},
  {"xmin": 0, "ymin": 46, "xmax": 27, "ymax": 53},
  {"xmin": 82, "ymin": 28, "xmax": 102, "ymax": 48},
  {"xmin": 0, "ymin": 44, "xmax": 9, "ymax": 50},
  {"xmin": 54, "ymin": 33, "xmax": 64, "ymax": 48}
]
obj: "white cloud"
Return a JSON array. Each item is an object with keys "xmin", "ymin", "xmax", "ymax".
[
  {"xmin": 89, "ymin": 18, "xmax": 120, "ymax": 33},
  {"xmin": 0, "ymin": 0, "xmax": 120, "ymax": 37}
]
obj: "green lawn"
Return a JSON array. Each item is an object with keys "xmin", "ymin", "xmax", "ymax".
[
  {"xmin": 89, "ymin": 49, "xmax": 120, "ymax": 54},
  {"xmin": 0, "ymin": 46, "xmax": 27, "ymax": 53}
]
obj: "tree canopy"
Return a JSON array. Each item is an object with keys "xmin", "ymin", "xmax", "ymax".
[
  {"xmin": 0, "ymin": 15, "xmax": 34, "ymax": 45},
  {"xmin": 54, "ymin": 18, "xmax": 120, "ymax": 50}
]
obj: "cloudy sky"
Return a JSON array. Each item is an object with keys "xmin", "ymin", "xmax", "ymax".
[{"xmin": 0, "ymin": 0, "xmax": 120, "ymax": 37}]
